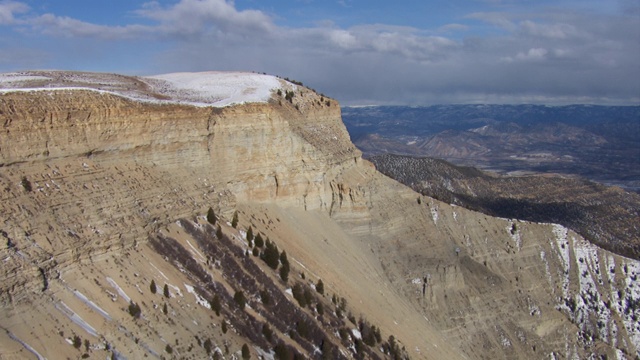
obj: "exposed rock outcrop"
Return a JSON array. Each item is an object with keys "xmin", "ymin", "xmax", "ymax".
[{"xmin": 0, "ymin": 71, "xmax": 638, "ymax": 359}]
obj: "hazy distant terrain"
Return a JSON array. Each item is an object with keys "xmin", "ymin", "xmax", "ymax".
[{"xmin": 342, "ymin": 105, "xmax": 640, "ymax": 192}]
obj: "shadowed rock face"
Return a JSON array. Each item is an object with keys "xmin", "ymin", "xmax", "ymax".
[{"xmin": 0, "ymin": 72, "xmax": 638, "ymax": 359}]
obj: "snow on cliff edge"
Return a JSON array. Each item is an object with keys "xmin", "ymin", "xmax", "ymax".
[
  {"xmin": 145, "ymin": 71, "xmax": 283, "ymax": 107},
  {"xmin": 0, "ymin": 70, "xmax": 285, "ymax": 107}
]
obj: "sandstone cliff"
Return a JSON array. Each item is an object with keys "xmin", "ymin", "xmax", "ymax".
[{"xmin": 0, "ymin": 71, "xmax": 638, "ymax": 359}]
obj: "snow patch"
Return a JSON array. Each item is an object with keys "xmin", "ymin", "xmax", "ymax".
[
  {"xmin": 6, "ymin": 331, "xmax": 46, "ymax": 360},
  {"xmin": 106, "ymin": 277, "xmax": 131, "ymax": 303},
  {"xmin": 1, "ymin": 71, "xmax": 286, "ymax": 108},
  {"xmin": 507, "ymin": 221, "xmax": 521, "ymax": 251},
  {"xmin": 185, "ymin": 284, "xmax": 210, "ymax": 309},
  {"xmin": 430, "ymin": 205, "xmax": 438, "ymax": 225},
  {"xmin": 552, "ymin": 224, "xmax": 571, "ymax": 298},
  {"xmin": 0, "ymin": 72, "xmax": 51, "ymax": 85},
  {"xmin": 186, "ymin": 239, "xmax": 206, "ymax": 262},
  {"xmin": 55, "ymin": 302, "xmax": 99, "ymax": 337},
  {"xmin": 145, "ymin": 72, "xmax": 282, "ymax": 107},
  {"xmin": 74, "ymin": 290, "xmax": 111, "ymax": 321},
  {"xmin": 149, "ymin": 262, "xmax": 169, "ymax": 281}
]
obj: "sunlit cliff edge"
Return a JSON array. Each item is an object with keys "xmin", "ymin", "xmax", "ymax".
[{"xmin": 0, "ymin": 71, "xmax": 638, "ymax": 359}]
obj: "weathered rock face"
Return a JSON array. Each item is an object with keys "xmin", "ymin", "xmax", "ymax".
[
  {"xmin": 0, "ymin": 72, "xmax": 638, "ymax": 360},
  {"xmin": 0, "ymin": 89, "xmax": 358, "ymax": 208}
]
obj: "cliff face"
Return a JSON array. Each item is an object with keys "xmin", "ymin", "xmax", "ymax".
[
  {"xmin": 0, "ymin": 72, "xmax": 638, "ymax": 360},
  {"xmin": 0, "ymin": 84, "xmax": 358, "ymax": 296}
]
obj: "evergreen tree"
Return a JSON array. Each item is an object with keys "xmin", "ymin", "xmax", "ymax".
[
  {"xmin": 163, "ymin": 303, "xmax": 168, "ymax": 315},
  {"xmin": 73, "ymin": 335, "xmax": 82, "ymax": 350},
  {"xmin": 246, "ymin": 226, "xmax": 253, "ymax": 242},
  {"xmin": 262, "ymin": 240, "xmax": 280, "ymax": 269},
  {"xmin": 210, "ymin": 294, "xmax": 221, "ymax": 316},
  {"xmin": 234, "ymin": 290, "xmax": 246, "ymax": 309},
  {"xmin": 150, "ymin": 279, "xmax": 157, "ymax": 294},
  {"xmin": 274, "ymin": 342, "xmax": 290, "ymax": 359},
  {"xmin": 163, "ymin": 284, "xmax": 170, "ymax": 298},
  {"xmin": 321, "ymin": 339, "xmax": 334, "ymax": 360},
  {"xmin": 316, "ymin": 279, "xmax": 325, "ymax": 295},
  {"xmin": 242, "ymin": 343, "xmax": 251, "ymax": 359},
  {"xmin": 128, "ymin": 301, "xmax": 141, "ymax": 318},
  {"xmin": 279, "ymin": 263, "xmax": 289, "ymax": 282},
  {"xmin": 279, "ymin": 250, "xmax": 289, "ymax": 268},
  {"xmin": 207, "ymin": 207, "xmax": 216, "ymax": 225},
  {"xmin": 221, "ymin": 320, "xmax": 228, "ymax": 334},
  {"xmin": 231, "ymin": 211, "xmax": 239, "ymax": 228},
  {"xmin": 292, "ymin": 284, "xmax": 307, "ymax": 308},
  {"xmin": 260, "ymin": 289, "xmax": 271, "ymax": 305},
  {"xmin": 303, "ymin": 287, "xmax": 313, "ymax": 306},
  {"xmin": 216, "ymin": 224, "xmax": 223, "ymax": 239},
  {"xmin": 204, "ymin": 338, "xmax": 213, "ymax": 354},
  {"xmin": 262, "ymin": 323, "xmax": 273, "ymax": 342},
  {"xmin": 254, "ymin": 233, "xmax": 264, "ymax": 248},
  {"xmin": 21, "ymin": 176, "xmax": 32, "ymax": 192}
]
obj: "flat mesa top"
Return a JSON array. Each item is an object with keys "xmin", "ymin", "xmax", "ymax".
[{"xmin": 0, "ymin": 70, "xmax": 289, "ymax": 107}]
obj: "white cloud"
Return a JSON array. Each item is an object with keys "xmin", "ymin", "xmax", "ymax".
[
  {"xmin": 505, "ymin": 47, "xmax": 548, "ymax": 62},
  {"xmin": 519, "ymin": 20, "xmax": 580, "ymax": 39},
  {"xmin": 31, "ymin": 14, "xmax": 152, "ymax": 40},
  {"xmin": 437, "ymin": 23, "xmax": 469, "ymax": 33},
  {"xmin": 0, "ymin": 0, "xmax": 28, "ymax": 25},
  {"xmin": 466, "ymin": 12, "xmax": 517, "ymax": 31},
  {"xmin": 135, "ymin": 0, "xmax": 275, "ymax": 38},
  {"xmin": 0, "ymin": 0, "xmax": 637, "ymax": 105},
  {"xmin": 328, "ymin": 29, "xmax": 358, "ymax": 49}
]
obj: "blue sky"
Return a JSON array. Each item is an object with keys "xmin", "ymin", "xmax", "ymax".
[{"xmin": 1, "ymin": 0, "xmax": 639, "ymax": 105}]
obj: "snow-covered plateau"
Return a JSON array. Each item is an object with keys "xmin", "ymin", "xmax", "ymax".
[{"xmin": 0, "ymin": 70, "xmax": 286, "ymax": 107}]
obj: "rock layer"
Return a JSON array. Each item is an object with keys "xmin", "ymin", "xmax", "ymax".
[{"xmin": 0, "ymin": 72, "xmax": 638, "ymax": 359}]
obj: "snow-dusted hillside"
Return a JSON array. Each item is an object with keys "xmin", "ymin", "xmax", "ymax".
[
  {"xmin": 0, "ymin": 70, "xmax": 287, "ymax": 107},
  {"xmin": 145, "ymin": 71, "xmax": 284, "ymax": 107}
]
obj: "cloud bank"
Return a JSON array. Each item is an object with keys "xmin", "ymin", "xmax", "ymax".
[{"xmin": 0, "ymin": 0, "xmax": 638, "ymax": 105}]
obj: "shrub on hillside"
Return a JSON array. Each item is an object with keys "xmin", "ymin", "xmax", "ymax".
[
  {"xmin": 316, "ymin": 279, "xmax": 324, "ymax": 295},
  {"xmin": 234, "ymin": 290, "xmax": 246, "ymax": 309},
  {"xmin": 262, "ymin": 323, "xmax": 273, "ymax": 342},
  {"xmin": 128, "ymin": 301, "xmax": 141, "ymax": 319},
  {"xmin": 242, "ymin": 343, "xmax": 251, "ymax": 359},
  {"xmin": 262, "ymin": 240, "xmax": 280, "ymax": 269},
  {"xmin": 254, "ymin": 233, "xmax": 264, "ymax": 248},
  {"xmin": 231, "ymin": 211, "xmax": 239, "ymax": 228},
  {"xmin": 279, "ymin": 263, "xmax": 289, "ymax": 282},
  {"xmin": 21, "ymin": 176, "xmax": 32, "ymax": 192},
  {"xmin": 210, "ymin": 294, "xmax": 221, "ymax": 316},
  {"xmin": 292, "ymin": 283, "xmax": 307, "ymax": 308},
  {"xmin": 207, "ymin": 207, "xmax": 216, "ymax": 225}
]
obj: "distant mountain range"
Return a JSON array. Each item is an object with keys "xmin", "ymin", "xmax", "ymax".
[{"xmin": 342, "ymin": 105, "xmax": 640, "ymax": 192}]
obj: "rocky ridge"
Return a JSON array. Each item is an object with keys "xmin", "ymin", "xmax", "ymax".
[{"xmin": 0, "ymin": 71, "xmax": 638, "ymax": 359}]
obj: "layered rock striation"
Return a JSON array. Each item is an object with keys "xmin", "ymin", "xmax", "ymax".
[{"xmin": 0, "ymin": 71, "xmax": 638, "ymax": 359}]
